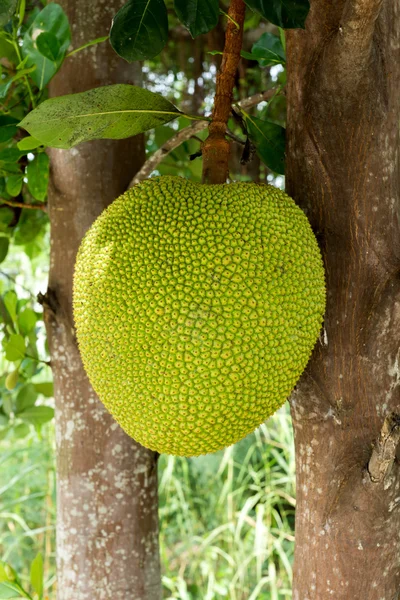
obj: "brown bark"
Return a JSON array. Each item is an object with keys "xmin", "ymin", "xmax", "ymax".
[
  {"xmin": 286, "ymin": 1, "xmax": 400, "ymax": 598},
  {"xmin": 43, "ymin": 2, "xmax": 161, "ymax": 599},
  {"xmin": 202, "ymin": 0, "xmax": 246, "ymax": 184}
]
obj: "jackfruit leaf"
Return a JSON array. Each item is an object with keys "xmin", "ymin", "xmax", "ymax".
[
  {"xmin": 18, "ymin": 405, "xmax": 54, "ymax": 425},
  {"xmin": 0, "ymin": 116, "xmax": 19, "ymax": 143},
  {"xmin": 0, "ymin": 580, "xmax": 30, "ymax": 599},
  {"xmin": 20, "ymin": 84, "xmax": 182, "ymax": 149},
  {"xmin": 110, "ymin": 0, "xmax": 168, "ymax": 62},
  {"xmin": 18, "ymin": 308, "xmax": 37, "ymax": 335},
  {"xmin": 11, "ymin": 423, "xmax": 30, "ymax": 439},
  {"xmin": 30, "ymin": 554, "xmax": 43, "ymax": 599},
  {"xmin": 242, "ymin": 32, "xmax": 286, "ymax": 66},
  {"xmin": 22, "ymin": 3, "xmax": 71, "ymax": 89},
  {"xmin": 0, "ymin": 237, "xmax": 9, "ymax": 264},
  {"xmin": 4, "ymin": 334, "xmax": 25, "ymax": 361},
  {"xmin": 36, "ymin": 31, "xmax": 61, "ymax": 62},
  {"xmin": 3, "ymin": 290, "xmax": 17, "ymax": 322},
  {"xmin": 244, "ymin": 114, "xmax": 285, "ymax": 174},
  {"xmin": 174, "ymin": 0, "xmax": 219, "ymax": 37},
  {"xmin": 26, "ymin": 153, "xmax": 49, "ymax": 201},
  {"xmin": 0, "ymin": 0, "xmax": 17, "ymax": 27},
  {"xmin": 34, "ymin": 382, "xmax": 53, "ymax": 397},
  {"xmin": 17, "ymin": 136, "xmax": 42, "ymax": 151},
  {"xmin": 245, "ymin": 0, "xmax": 310, "ymax": 29},
  {"xmin": 15, "ymin": 383, "xmax": 37, "ymax": 413},
  {"xmin": 5, "ymin": 174, "xmax": 22, "ymax": 197}
]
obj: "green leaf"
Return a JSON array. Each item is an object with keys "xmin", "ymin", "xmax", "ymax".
[
  {"xmin": 34, "ymin": 382, "xmax": 53, "ymax": 397},
  {"xmin": 110, "ymin": 0, "xmax": 168, "ymax": 62},
  {"xmin": 36, "ymin": 31, "xmax": 60, "ymax": 61},
  {"xmin": 0, "ymin": 562, "xmax": 17, "ymax": 584},
  {"xmin": 17, "ymin": 136, "xmax": 42, "ymax": 151},
  {"xmin": 18, "ymin": 405, "xmax": 54, "ymax": 425},
  {"xmin": 4, "ymin": 334, "xmax": 25, "ymax": 361},
  {"xmin": 0, "ymin": 116, "xmax": 19, "ymax": 143},
  {"xmin": 3, "ymin": 290, "xmax": 17, "ymax": 322},
  {"xmin": 0, "ymin": 0, "xmax": 17, "ymax": 27},
  {"xmin": 30, "ymin": 553, "xmax": 43, "ymax": 598},
  {"xmin": 5, "ymin": 368, "xmax": 18, "ymax": 391},
  {"xmin": 0, "ymin": 581, "xmax": 30, "ymax": 599},
  {"xmin": 21, "ymin": 3, "xmax": 71, "ymax": 89},
  {"xmin": 244, "ymin": 114, "xmax": 285, "ymax": 174},
  {"xmin": 20, "ymin": 84, "xmax": 182, "ymax": 149},
  {"xmin": 245, "ymin": 0, "xmax": 310, "ymax": 29},
  {"xmin": 26, "ymin": 153, "xmax": 49, "ymax": 201},
  {"xmin": 5, "ymin": 174, "xmax": 22, "ymax": 197},
  {"xmin": 18, "ymin": 307, "xmax": 37, "ymax": 335},
  {"xmin": 15, "ymin": 383, "xmax": 38, "ymax": 413},
  {"xmin": 174, "ymin": 0, "xmax": 219, "ymax": 37},
  {"xmin": 11, "ymin": 422, "xmax": 30, "ymax": 438},
  {"xmin": 249, "ymin": 32, "xmax": 286, "ymax": 66},
  {"xmin": 0, "ymin": 237, "xmax": 9, "ymax": 264}
]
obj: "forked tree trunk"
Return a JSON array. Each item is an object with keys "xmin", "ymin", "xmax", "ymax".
[
  {"xmin": 286, "ymin": 1, "xmax": 400, "ymax": 598},
  {"xmin": 42, "ymin": 2, "xmax": 161, "ymax": 599}
]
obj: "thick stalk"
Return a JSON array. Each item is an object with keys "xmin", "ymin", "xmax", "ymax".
[{"xmin": 202, "ymin": 0, "xmax": 246, "ymax": 184}]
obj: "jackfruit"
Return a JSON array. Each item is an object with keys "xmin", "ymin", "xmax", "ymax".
[{"xmin": 73, "ymin": 176, "xmax": 325, "ymax": 456}]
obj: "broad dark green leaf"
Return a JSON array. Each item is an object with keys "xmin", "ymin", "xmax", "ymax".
[
  {"xmin": 246, "ymin": 32, "xmax": 286, "ymax": 65},
  {"xmin": 18, "ymin": 405, "xmax": 54, "ymax": 425},
  {"xmin": 174, "ymin": 0, "xmax": 219, "ymax": 37},
  {"xmin": 15, "ymin": 383, "xmax": 37, "ymax": 413},
  {"xmin": 0, "ymin": 0, "xmax": 17, "ymax": 27},
  {"xmin": 18, "ymin": 307, "xmax": 37, "ymax": 335},
  {"xmin": 22, "ymin": 3, "xmax": 71, "ymax": 89},
  {"xmin": 5, "ymin": 174, "xmax": 22, "ymax": 197},
  {"xmin": 27, "ymin": 153, "xmax": 49, "ymax": 201},
  {"xmin": 34, "ymin": 382, "xmax": 53, "ymax": 397},
  {"xmin": 0, "ymin": 116, "xmax": 19, "ymax": 143},
  {"xmin": 110, "ymin": 0, "xmax": 168, "ymax": 62},
  {"xmin": 244, "ymin": 114, "xmax": 285, "ymax": 174},
  {"xmin": 0, "ymin": 580, "xmax": 30, "ymax": 599},
  {"xmin": 0, "ymin": 237, "xmax": 9, "ymax": 264},
  {"xmin": 30, "ymin": 554, "xmax": 43, "ymax": 599},
  {"xmin": 20, "ymin": 84, "xmax": 182, "ymax": 149},
  {"xmin": 4, "ymin": 333, "xmax": 25, "ymax": 361},
  {"xmin": 36, "ymin": 31, "xmax": 60, "ymax": 61},
  {"xmin": 245, "ymin": 0, "xmax": 309, "ymax": 29}
]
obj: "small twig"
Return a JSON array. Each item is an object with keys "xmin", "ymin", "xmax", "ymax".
[
  {"xmin": 367, "ymin": 413, "xmax": 400, "ymax": 485},
  {"xmin": 226, "ymin": 130, "xmax": 246, "ymax": 145},
  {"xmin": 129, "ymin": 88, "xmax": 281, "ymax": 187},
  {"xmin": 0, "ymin": 198, "xmax": 47, "ymax": 212}
]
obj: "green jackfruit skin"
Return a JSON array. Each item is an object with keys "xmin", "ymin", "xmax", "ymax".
[{"xmin": 73, "ymin": 176, "xmax": 325, "ymax": 456}]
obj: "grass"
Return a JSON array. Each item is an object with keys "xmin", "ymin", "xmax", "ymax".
[{"xmin": 0, "ymin": 406, "xmax": 295, "ymax": 600}]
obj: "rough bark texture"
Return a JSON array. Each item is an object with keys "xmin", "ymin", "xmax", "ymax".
[
  {"xmin": 43, "ymin": 3, "xmax": 161, "ymax": 599},
  {"xmin": 286, "ymin": 1, "xmax": 400, "ymax": 598}
]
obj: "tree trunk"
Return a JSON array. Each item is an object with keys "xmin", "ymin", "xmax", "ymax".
[
  {"xmin": 286, "ymin": 1, "xmax": 400, "ymax": 598},
  {"xmin": 43, "ymin": 3, "xmax": 161, "ymax": 599}
]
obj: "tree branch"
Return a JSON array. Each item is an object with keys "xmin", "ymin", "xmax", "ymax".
[
  {"xmin": 0, "ymin": 198, "xmax": 47, "ymax": 212},
  {"xmin": 367, "ymin": 413, "xmax": 400, "ymax": 485},
  {"xmin": 340, "ymin": 0, "xmax": 384, "ymax": 59},
  {"xmin": 129, "ymin": 88, "xmax": 282, "ymax": 187}
]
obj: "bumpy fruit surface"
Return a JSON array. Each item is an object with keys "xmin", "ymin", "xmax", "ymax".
[{"xmin": 73, "ymin": 176, "xmax": 325, "ymax": 456}]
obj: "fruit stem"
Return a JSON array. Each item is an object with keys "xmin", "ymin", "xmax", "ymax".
[{"xmin": 202, "ymin": 0, "xmax": 246, "ymax": 185}]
